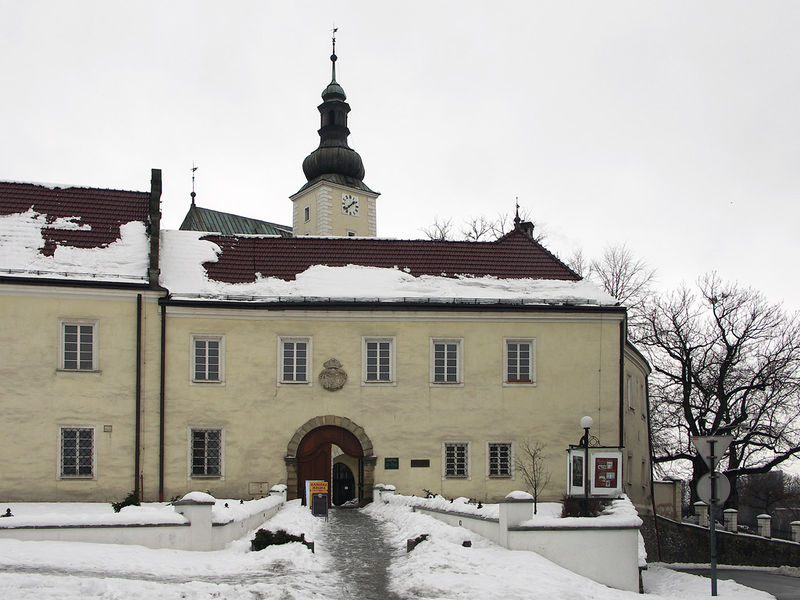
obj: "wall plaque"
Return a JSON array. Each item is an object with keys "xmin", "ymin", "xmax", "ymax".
[
  {"xmin": 410, "ymin": 459, "xmax": 430, "ymax": 468},
  {"xmin": 384, "ymin": 457, "xmax": 399, "ymax": 470}
]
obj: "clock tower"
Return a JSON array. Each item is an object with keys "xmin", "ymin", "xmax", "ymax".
[{"xmin": 290, "ymin": 34, "xmax": 379, "ymax": 237}]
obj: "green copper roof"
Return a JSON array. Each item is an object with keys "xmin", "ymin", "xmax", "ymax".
[{"xmin": 180, "ymin": 205, "xmax": 292, "ymax": 237}]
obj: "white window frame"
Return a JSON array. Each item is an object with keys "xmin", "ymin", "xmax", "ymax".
[
  {"xmin": 278, "ymin": 336, "xmax": 312, "ymax": 385},
  {"xmin": 442, "ymin": 441, "xmax": 470, "ymax": 479},
  {"xmin": 487, "ymin": 441, "xmax": 514, "ymax": 479},
  {"xmin": 191, "ymin": 335, "xmax": 225, "ymax": 384},
  {"xmin": 303, "ymin": 206, "xmax": 310, "ymax": 222},
  {"xmin": 430, "ymin": 338, "xmax": 463, "ymax": 385},
  {"xmin": 58, "ymin": 426, "xmax": 96, "ymax": 480},
  {"xmin": 362, "ymin": 336, "xmax": 396, "ymax": 385},
  {"xmin": 59, "ymin": 320, "xmax": 98, "ymax": 372},
  {"xmin": 503, "ymin": 338, "xmax": 535, "ymax": 386},
  {"xmin": 189, "ymin": 427, "xmax": 224, "ymax": 479}
]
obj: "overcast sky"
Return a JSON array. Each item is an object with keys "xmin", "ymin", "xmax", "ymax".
[{"xmin": 3, "ymin": 1, "xmax": 799, "ymax": 311}]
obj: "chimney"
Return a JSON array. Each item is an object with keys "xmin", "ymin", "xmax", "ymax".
[{"xmin": 148, "ymin": 169, "xmax": 162, "ymax": 287}]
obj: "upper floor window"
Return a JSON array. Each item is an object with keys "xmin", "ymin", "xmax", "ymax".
[
  {"xmin": 191, "ymin": 428, "xmax": 222, "ymax": 478},
  {"xmin": 61, "ymin": 321, "xmax": 96, "ymax": 371},
  {"xmin": 280, "ymin": 337, "xmax": 311, "ymax": 384},
  {"xmin": 431, "ymin": 338, "xmax": 462, "ymax": 384},
  {"xmin": 443, "ymin": 441, "xmax": 469, "ymax": 478},
  {"xmin": 487, "ymin": 442, "xmax": 513, "ymax": 478},
  {"xmin": 193, "ymin": 335, "xmax": 223, "ymax": 383},
  {"xmin": 303, "ymin": 206, "xmax": 310, "ymax": 222},
  {"xmin": 363, "ymin": 337, "xmax": 394, "ymax": 383},
  {"xmin": 504, "ymin": 338, "xmax": 535, "ymax": 384},
  {"xmin": 60, "ymin": 426, "xmax": 94, "ymax": 479}
]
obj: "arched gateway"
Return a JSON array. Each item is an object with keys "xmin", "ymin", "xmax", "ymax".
[{"xmin": 285, "ymin": 416, "xmax": 377, "ymax": 505}]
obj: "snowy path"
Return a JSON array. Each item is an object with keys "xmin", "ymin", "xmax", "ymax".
[{"xmin": 318, "ymin": 507, "xmax": 405, "ymax": 600}]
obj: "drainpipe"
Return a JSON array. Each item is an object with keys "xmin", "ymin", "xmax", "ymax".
[
  {"xmin": 619, "ymin": 319, "xmax": 625, "ymax": 448},
  {"xmin": 159, "ymin": 301, "xmax": 166, "ymax": 501},
  {"xmin": 135, "ymin": 294, "xmax": 142, "ymax": 501}
]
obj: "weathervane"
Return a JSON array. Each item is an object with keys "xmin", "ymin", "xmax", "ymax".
[
  {"xmin": 191, "ymin": 163, "xmax": 198, "ymax": 206},
  {"xmin": 330, "ymin": 25, "xmax": 338, "ymax": 82},
  {"xmin": 514, "ymin": 197, "xmax": 521, "ymax": 227}
]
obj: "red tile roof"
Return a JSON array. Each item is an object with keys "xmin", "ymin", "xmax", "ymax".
[
  {"xmin": 0, "ymin": 181, "xmax": 150, "ymax": 255},
  {"xmin": 201, "ymin": 229, "xmax": 580, "ymax": 283}
]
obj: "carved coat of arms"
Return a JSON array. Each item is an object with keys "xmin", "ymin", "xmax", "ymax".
[{"xmin": 319, "ymin": 358, "xmax": 347, "ymax": 391}]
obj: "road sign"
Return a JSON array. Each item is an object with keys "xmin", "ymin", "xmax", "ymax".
[
  {"xmin": 696, "ymin": 472, "xmax": 731, "ymax": 506},
  {"xmin": 691, "ymin": 435, "xmax": 733, "ymax": 470}
]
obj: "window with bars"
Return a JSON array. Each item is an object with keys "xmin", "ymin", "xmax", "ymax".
[
  {"xmin": 364, "ymin": 338, "xmax": 393, "ymax": 383},
  {"xmin": 280, "ymin": 338, "xmax": 310, "ymax": 383},
  {"xmin": 488, "ymin": 442, "xmax": 512, "ymax": 477},
  {"xmin": 443, "ymin": 442, "xmax": 469, "ymax": 478},
  {"xmin": 191, "ymin": 428, "xmax": 222, "ymax": 477},
  {"xmin": 505, "ymin": 339, "xmax": 534, "ymax": 383},
  {"xmin": 60, "ymin": 427, "xmax": 94, "ymax": 478},
  {"xmin": 432, "ymin": 339, "xmax": 461, "ymax": 384},
  {"xmin": 62, "ymin": 323, "xmax": 95, "ymax": 370},
  {"xmin": 193, "ymin": 336, "xmax": 222, "ymax": 382}
]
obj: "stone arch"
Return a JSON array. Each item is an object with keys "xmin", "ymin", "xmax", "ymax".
[{"xmin": 284, "ymin": 415, "xmax": 376, "ymax": 504}]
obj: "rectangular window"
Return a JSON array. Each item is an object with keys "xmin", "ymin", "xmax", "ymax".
[
  {"xmin": 626, "ymin": 374, "xmax": 634, "ymax": 409},
  {"xmin": 505, "ymin": 339, "xmax": 534, "ymax": 383},
  {"xmin": 60, "ymin": 427, "xmax": 94, "ymax": 478},
  {"xmin": 443, "ymin": 442, "xmax": 469, "ymax": 478},
  {"xmin": 364, "ymin": 337, "xmax": 394, "ymax": 383},
  {"xmin": 191, "ymin": 428, "xmax": 222, "ymax": 477},
  {"xmin": 61, "ymin": 322, "xmax": 95, "ymax": 370},
  {"xmin": 193, "ymin": 336, "xmax": 223, "ymax": 382},
  {"xmin": 280, "ymin": 337, "xmax": 310, "ymax": 383},
  {"xmin": 488, "ymin": 442, "xmax": 512, "ymax": 477},
  {"xmin": 431, "ymin": 339, "xmax": 462, "ymax": 384},
  {"xmin": 303, "ymin": 206, "xmax": 310, "ymax": 222}
]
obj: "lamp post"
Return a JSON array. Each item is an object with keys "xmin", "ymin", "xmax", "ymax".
[{"xmin": 580, "ymin": 416, "xmax": 593, "ymax": 516}]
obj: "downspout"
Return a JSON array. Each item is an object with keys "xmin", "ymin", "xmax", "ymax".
[
  {"xmin": 135, "ymin": 294, "xmax": 142, "ymax": 501},
  {"xmin": 619, "ymin": 318, "xmax": 625, "ymax": 448},
  {"xmin": 159, "ymin": 300, "xmax": 166, "ymax": 502}
]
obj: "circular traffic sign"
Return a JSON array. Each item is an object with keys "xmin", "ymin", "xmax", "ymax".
[{"xmin": 696, "ymin": 472, "xmax": 731, "ymax": 506}]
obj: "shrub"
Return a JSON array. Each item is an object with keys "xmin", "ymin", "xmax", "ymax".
[
  {"xmin": 251, "ymin": 529, "xmax": 314, "ymax": 552},
  {"xmin": 561, "ymin": 495, "xmax": 610, "ymax": 517},
  {"xmin": 111, "ymin": 490, "xmax": 140, "ymax": 513}
]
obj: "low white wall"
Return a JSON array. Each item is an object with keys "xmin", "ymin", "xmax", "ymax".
[
  {"xmin": 507, "ymin": 526, "xmax": 640, "ymax": 592},
  {"xmin": 412, "ymin": 506, "xmax": 500, "ymax": 544},
  {"xmin": 0, "ymin": 489, "xmax": 287, "ymax": 551},
  {"xmin": 411, "ymin": 500, "xmax": 639, "ymax": 592}
]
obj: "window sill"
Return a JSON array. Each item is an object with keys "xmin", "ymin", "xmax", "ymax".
[
  {"xmin": 362, "ymin": 380, "xmax": 396, "ymax": 387},
  {"xmin": 443, "ymin": 475, "xmax": 469, "ymax": 480},
  {"xmin": 58, "ymin": 476, "xmax": 95, "ymax": 480},
  {"xmin": 430, "ymin": 382, "xmax": 464, "ymax": 388},
  {"xmin": 278, "ymin": 381, "xmax": 311, "ymax": 386},
  {"xmin": 502, "ymin": 381, "xmax": 536, "ymax": 387},
  {"xmin": 488, "ymin": 475, "xmax": 512, "ymax": 479},
  {"xmin": 190, "ymin": 475, "xmax": 222, "ymax": 480},
  {"xmin": 57, "ymin": 369, "xmax": 101, "ymax": 375},
  {"xmin": 191, "ymin": 379, "xmax": 225, "ymax": 385}
]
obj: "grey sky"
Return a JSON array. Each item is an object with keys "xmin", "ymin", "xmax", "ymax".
[{"xmin": 3, "ymin": 1, "xmax": 799, "ymax": 310}]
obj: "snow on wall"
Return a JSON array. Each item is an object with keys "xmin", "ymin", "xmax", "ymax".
[
  {"xmin": 0, "ymin": 209, "xmax": 149, "ymax": 283},
  {"xmin": 160, "ymin": 230, "xmax": 618, "ymax": 306}
]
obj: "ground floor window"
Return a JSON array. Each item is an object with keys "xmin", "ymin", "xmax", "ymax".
[
  {"xmin": 488, "ymin": 442, "xmax": 512, "ymax": 477},
  {"xmin": 443, "ymin": 442, "xmax": 469, "ymax": 478},
  {"xmin": 191, "ymin": 428, "xmax": 222, "ymax": 477},
  {"xmin": 60, "ymin": 427, "xmax": 94, "ymax": 478}
]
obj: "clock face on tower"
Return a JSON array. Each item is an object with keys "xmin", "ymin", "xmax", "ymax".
[{"xmin": 341, "ymin": 193, "xmax": 359, "ymax": 216}]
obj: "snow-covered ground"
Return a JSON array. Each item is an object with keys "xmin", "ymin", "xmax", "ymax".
[{"xmin": 0, "ymin": 499, "xmax": 778, "ymax": 599}]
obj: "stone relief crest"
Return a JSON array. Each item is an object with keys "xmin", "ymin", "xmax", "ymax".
[{"xmin": 319, "ymin": 358, "xmax": 347, "ymax": 391}]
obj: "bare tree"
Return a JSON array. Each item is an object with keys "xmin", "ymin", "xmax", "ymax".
[
  {"xmin": 590, "ymin": 243, "xmax": 655, "ymax": 324},
  {"xmin": 514, "ymin": 440, "xmax": 551, "ymax": 514},
  {"xmin": 639, "ymin": 273, "xmax": 800, "ymax": 506},
  {"xmin": 461, "ymin": 215, "xmax": 493, "ymax": 241},
  {"xmin": 564, "ymin": 248, "xmax": 589, "ymax": 278},
  {"xmin": 421, "ymin": 217, "xmax": 455, "ymax": 241}
]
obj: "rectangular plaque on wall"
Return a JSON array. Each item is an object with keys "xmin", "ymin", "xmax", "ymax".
[
  {"xmin": 384, "ymin": 457, "xmax": 399, "ymax": 470},
  {"xmin": 410, "ymin": 459, "xmax": 430, "ymax": 468}
]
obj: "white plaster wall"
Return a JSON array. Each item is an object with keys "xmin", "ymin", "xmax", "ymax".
[{"xmin": 412, "ymin": 506, "xmax": 500, "ymax": 544}]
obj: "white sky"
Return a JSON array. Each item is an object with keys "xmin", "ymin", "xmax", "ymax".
[{"xmin": 2, "ymin": 1, "xmax": 799, "ymax": 311}]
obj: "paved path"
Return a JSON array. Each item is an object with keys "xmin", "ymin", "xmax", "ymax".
[
  {"xmin": 673, "ymin": 567, "xmax": 800, "ymax": 600},
  {"xmin": 320, "ymin": 507, "xmax": 405, "ymax": 600}
]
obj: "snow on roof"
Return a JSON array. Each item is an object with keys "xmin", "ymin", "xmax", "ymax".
[
  {"xmin": 160, "ymin": 230, "xmax": 618, "ymax": 306},
  {"xmin": 0, "ymin": 209, "xmax": 150, "ymax": 283}
]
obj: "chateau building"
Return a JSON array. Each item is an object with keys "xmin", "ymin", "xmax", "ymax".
[{"xmin": 0, "ymin": 47, "xmax": 652, "ymax": 513}]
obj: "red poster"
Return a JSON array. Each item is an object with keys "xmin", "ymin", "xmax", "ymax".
[{"xmin": 593, "ymin": 457, "xmax": 618, "ymax": 488}]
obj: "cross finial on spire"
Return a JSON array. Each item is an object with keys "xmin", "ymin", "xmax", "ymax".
[
  {"xmin": 190, "ymin": 163, "xmax": 198, "ymax": 206},
  {"xmin": 514, "ymin": 197, "xmax": 521, "ymax": 227},
  {"xmin": 330, "ymin": 25, "xmax": 338, "ymax": 82}
]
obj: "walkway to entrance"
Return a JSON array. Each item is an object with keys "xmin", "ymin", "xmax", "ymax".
[{"xmin": 319, "ymin": 508, "xmax": 405, "ymax": 600}]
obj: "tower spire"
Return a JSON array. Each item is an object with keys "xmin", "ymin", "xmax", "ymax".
[
  {"xmin": 331, "ymin": 26, "xmax": 338, "ymax": 83},
  {"xmin": 190, "ymin": 163, "xmax": 198, "ymax": 207}
]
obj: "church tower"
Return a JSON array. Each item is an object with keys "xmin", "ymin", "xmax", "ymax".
[{"xmin": 290, "ymin": 33, "xmax": 379, "ymax": 237}]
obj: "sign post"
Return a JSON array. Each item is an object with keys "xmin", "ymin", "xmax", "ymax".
[{"xmin": 691, "ymin": 435, "xmax": 733, "ymax": 597}]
